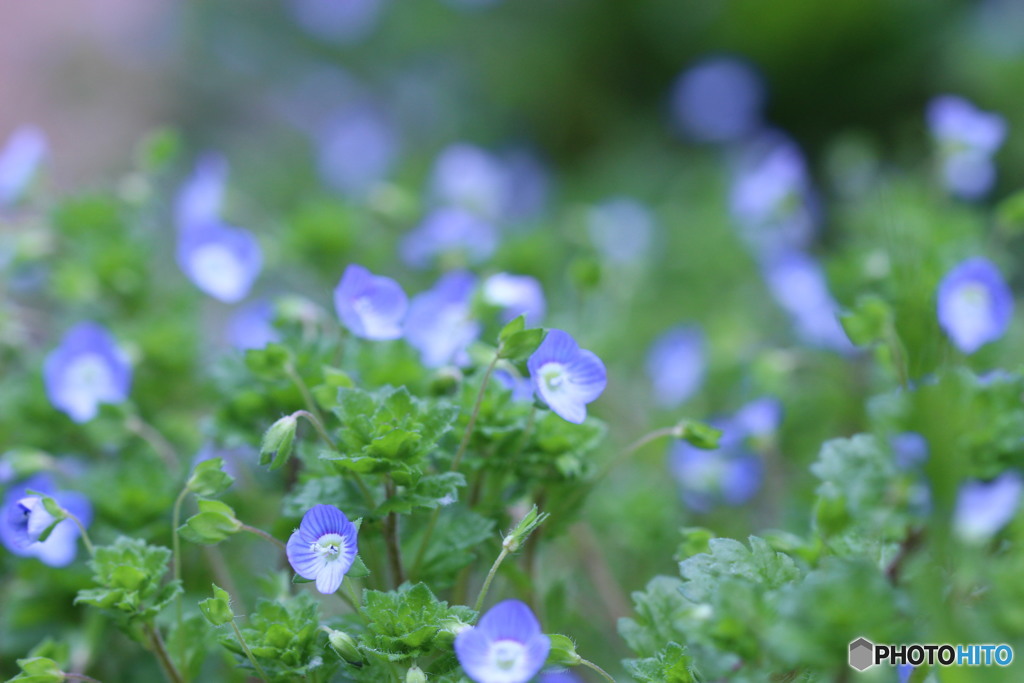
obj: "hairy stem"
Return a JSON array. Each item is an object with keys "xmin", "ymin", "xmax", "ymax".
[
  {"xmin": 579, "ymin": 657, "xmax": 616, "ymax": 683},
  {"xmin": 474, "ymin": 546, "xmax": 510, "ymax": 613},
  {"xmin": 239, "ymin": 524, "xmax": 286, "ymax": 553},
  {"xmin": 64, "ymin": 510, "xmax": 95, "ymax": 557},
  {"xmin": 146, "ymin": 624, "xmax": 185, "ymax": 683},
  {"xmin": 230, "ymin": 620, "xmax": 269, "ymax": 682}
]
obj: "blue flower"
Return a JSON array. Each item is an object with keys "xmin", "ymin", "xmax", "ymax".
[
  {"xmin": 897, "ymin": 664, "xmax": 914, "ymax": 683},
  {"xmin": 175, "ymin": 153, "xmax": 228, "ymax": 233},
  {"xmin": 334, "ymin": 264, "xmax": 408, "ymax": 340},
  {"xmin": 762, "ymin": 250, "xmax": 854, "ymax": 352},
  {"xmin": 430, "ymin": 144, "xmax": 508, "ymax": 221},
  {"xmin": 890, "ymin": 432, "xmax": 929, "ymax": 470},
  {"xmin": 227, "ymin": 299, "xmax": 280, "ymax": 351},
  {"xmin": 499, "ymin": 149, "xmax": 549, "ymax": 223},
  {"xmin": 483, "ymin": 273, "xmax": 546, "ymax": 325},
  {"xmin": 0, "ymin": 125, "xmax": 47, "ymax": 207},
  {"xmin": 493, "ymin": 370, "xmax": 534, "ymax": 403},
  {"xmin": 954, "ymin": 471, "xmax": 1022, "ymax": 543},
  {"xmin": 527, "ymin": 330, "xmax": 606, "ymax": 424},
  {"xmin": 936, "ymin": 257, "xmax": 1013, "ymax": 354},
  {"xmin": 288, "ymin": 0, "xmax": 386, "ymax": 43},
  {"xmin": 405, "ymin": 271, "xmax": 480, "ymax": 367},
  {"xmin": 927, "ymin": 95, "xmax": 1006, "ymax": 199},
  {"xmin": 401, "ymin": 208, "xmax": 499, "ymax": 269},
  {"xmin": 670, "ymin": 56, "xmax": 765, "ymax": 143},
  {"xmin": 177, "ymin": 222, "xmax": 263, "ymax": 303},
  {"xmin": 317, "ymin": 103, "xmax": 399, "ymax": 198},
  {"xmin": 0, "ymin": 474, "xmax": 92, "ymax": 567},
  {"xmin": 586, "ymin": 198, "xmax": 655, "ymax": 265},
  {"xmin": 646, "ymin": 326, "xmax": 704, "ymax": 409},
  {"xmin": 455, "ymin": 600, "xmax": 550, "ymax": 683},
  {"xmin": 286, "ymin": 504, "xmax": 358, "ymax": 594},
  {"xmin": 44, "ymin": 322, "xmax": 132, "ymax": 423},
  {"xmin": 730, "ymin": 133, "xmax": 817, "ymax": 254}
]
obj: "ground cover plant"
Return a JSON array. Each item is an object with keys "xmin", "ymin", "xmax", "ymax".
[{"xmin": 3, "ymin": 1, "xmax": 1024, "ymax": 681}]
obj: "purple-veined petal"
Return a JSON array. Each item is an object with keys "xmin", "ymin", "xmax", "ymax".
[
  {"xmin": 287, "ymin": 530, "xmax": 326, "ymax": 580},
  {"xmin": 315, "ymin": 558, "xmax": 348, "ymax": 594}
]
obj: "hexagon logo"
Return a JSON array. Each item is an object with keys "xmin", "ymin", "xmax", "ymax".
[{"xmin": 849, "ymin": 637, "xmax": 875, "ymax": 672}]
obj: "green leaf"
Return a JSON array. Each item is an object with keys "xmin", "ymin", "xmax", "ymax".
[
  {"xmin": 497, "ymin": 328, "xmax": 546, "ymax": 361},
  {"xmin": 178, "ymin": 499, "xmax": 243, "ymax": 545},
  {"xmin": 75, "ymin": 537, "xmax": 180, "ymax": 621},
  {"xmin": 186, "ymin": 457, "xmax": 234, "ymax": 497},
  {"xmin": 497, "ymin": 314, "xmax": 526, "ymax": 343},
  {"xmin": 245, "ymin": 344, "xmax": 293, "ymax": 380},
  {"xmin": 545, "ymin": 634, "xmax": 581, "ymax": 667},
  {"xmin": 199, "ymin": 583, "xmax": 235, "ymax": 626},
  {"xmin": 9, "ymin": 657, "xmax": 64, "ymax": 683},
  {"xmin": 375, "ymin": 473, "xmax": 465, "ymax": 515},
  {"xmin": 677, "ymin": 421, "xmax": 721, "ymax": 450},
  {"xmin": 623, "ymin": 643, "xmax": 697, "ymax": 683},
  {"xmin": 839, "ymin": 295, "xmax": 893, "ymax": 347},
  {"xmin": 362, "ymin": 583, "xmax": 477, "ymax": 662}
]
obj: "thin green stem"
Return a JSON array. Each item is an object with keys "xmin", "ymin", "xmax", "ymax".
[
  {"xmin": 286, "ymin": 364, "xmax": 325, "ymax": 426},
  {"xmin": 145, "ymin": 623, "xmax": 185, "ymax": 683},
  {"xmin": 230, "ymin": 620, "xmax": 269, "ymax": 682},
  {"xmin": 65, "ymin": 510, "xmax": 95, "ymax": 557},
  {"xmin": 474, "ymin": 546, "xmax": 510, "ymax": 613},
  {"xmin": 579, "ymin": 657, "xmax": 616, "ymax": 683},
  {"xmin": 383, "ymin": 478, "xmax": 406, "ymax": 587},
  {"xmin": 171, "ymin": 486, "xmax": 189, "ymax": 672},
  {"xmin": 239, "ymin": 524, "xmax": 286, "ymax": 553},
  {"xmin": 451, "ymin": 354, "xmax": 499, "ymax": 472}
]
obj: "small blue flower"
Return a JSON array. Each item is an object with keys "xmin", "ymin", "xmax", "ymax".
[
  {"xmin": 483, "ymin": 273, "xmax": 546, "ymax": 325},
  {"xmin": 317, "ymin": 103, "xmax": 399, "ymax": 198},
  {"xmin": 762, "ymin": 250, "xmax": 854, "ymax": 352},
  {"xmin": 890, "ymin": 432, "xmax": 929, "ymax": 470},
  {"xmin": 954, "ymin": 471, "xmax": 1022, "ymax": 543},
  {"xmin": 405, "ymin": 271, "xmax": 480, "ymax": 367},
  {"xmin": 646, "ymin": 326, "xmax": 705, "ymax": 409},
  {"xmin": 227, "ymin": 299, "xmax": 280, "ymax": 351},
  {"xmin": 455, "ymin": 600, "xmax": 551, "ymax": 683},
  {"xmin": 730, "ymin": 133, "xmax": 817, "ymax": 254},
  {"xmin": 44, "ymin": 322, "xmax": 132, "ymax": 423},
  {"xmin": 0, "ymin": 474, "xmax": 92, "ymax": 567},
  {"xmin": 430, "ymin": 144, "xmax": 508, "ymax": 221},
  {"xmin": 528, "ymin": 330, "xmax": 606, "ymax": 424},
  {"xmin": 732, "ymin": 397, "xmax": 782, "ymax": 439},
  {"xmin": 670, "ymin": 56, "xmax": 765, "ymax": 143},
  {"xmin": 334, "ymin": 264, "xmax": 408, "ymax": 340},
  {"xmin": 936, "ymin": 257, "xmax": 1013, "ymax": 354},
  {"xmin": 177, "ymin": 222, "xmax": 263, "ymax": 304},
  {"xmin": 586, "ymin": 198, "xmax": 655, "ymax": 265},
  {"xmin": 927, "ymin": 95, "xmax": 1006, "ymax": 199},
  {"xmin": 897, "ymin": 664, "xmax": 914, "ymax": 683},
  {"xmin": 401, "ymin": 207, "xmax": 499, "ymax": 269},
  {"xmin": 175, "ymin": 153, "xmax": 228, "ymax": 233},
  {"xmin": 0, "ymin": 126, "xmax": 47, "ymax": 207},
  {"xmin": 286, "ymin": 504, "xmax": 358, "ymax": 594},
  {"xmin": 288, "ymin": 0, "xmax": 386, "ymax": 43}
]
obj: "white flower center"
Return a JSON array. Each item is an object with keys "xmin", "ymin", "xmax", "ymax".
[
  {"xmin": 312, "ymin": 533, "xmax": 347, "ymax": 562},
  {"xmin": 540, "ymin": 363, "xmax": 568, "ymax": 392},
  {"xmin": 190, "ymin": 243, "xmax": 246, "ymax": 301},
  {"xmin": 489, "ymin": 639, "xmax": 526, "ymax": 671},
  {"xmin": 62, "ymin": 353, "xmax": 114, "ymax": 420}
]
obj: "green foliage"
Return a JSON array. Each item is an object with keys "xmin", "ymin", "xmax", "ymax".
[
  {"xmin": 74, "ymin": 537, "xmax": 180, "ymax": 623},
  {"xmin": 185, "ymin": 457, "xmax": 234, "ymax": 497},
  {"xmin": 7, "ymin": 658, "xmax": 64, "ymax": 683},
  {"xmin": 259, "ymin": 414, "xmax": 298, "ymax": 470},
  {"xmin": 198, "ymin": 584, "xmax": 235, "ymax": 626},
  {"xmin": 360, "ymin": 583, "xmax": 476, "ymax": 664},
  {"xmin": 178, "ymin": 499, "xmax": 243, "ymax": 545}
]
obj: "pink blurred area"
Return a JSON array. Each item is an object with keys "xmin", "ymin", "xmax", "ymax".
[{"xmin": 0, "ymin": 0, "xmax": 173, "ymax": 189}]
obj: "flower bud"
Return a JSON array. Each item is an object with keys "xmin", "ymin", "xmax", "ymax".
[
  {"xmin": 326, "ymin": 629, "xmax": 361, "ymax": 663},
  {"xmin": 259, "ymin": 414, "xmax": 297, "ymax": 470},
  {"xmin": 406, "ymin": 665, "xmax": 427, "ymax": 683}
]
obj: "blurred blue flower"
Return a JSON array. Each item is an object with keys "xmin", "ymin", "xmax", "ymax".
[
  {"xmin": 646, "ymin": 326, "xmax": 705, "ymax": 409},
  {"xmin": 288, "ymin": 0, "xmax": 387, "ymax": 44},
  {"xmin": 177, "ymin": 222, "xmax": 263, "ymax": 304},
  {"xmin": 430, "ymin": 143, "xmax": 508, "ymax": 221},
  {"xmin": 927, "ymin": 95, "xmax": 1006, "ymax": 199},
  {"xmin": 493, "ymin": 369, "xmax": 534, "ymax": 403},
  {"xmin": 317, "ymin": 104, "xmax": 399, "ymax": 198},
  {"xmin": 587, "ymin": 197, "xmax": 655, "ymax": 265},
  {"xmin": 44, "ymin": 322, "xmax": 132, "ymax": 423},
  {"xmin": 455, "ymin": 600, "xmax": 550, "ymax": 683},
  {"xmin": 528, "ymin": 329, "xmax": 606, "ymax": 424},
  {"xmin": 730, "ymin": 134, "xmax": 817, "ymax": 254},
  {"xmin": 890, "ymin": 432, "xmax": 929, "ymax": 470},
  {"xmin": 936, "ymin": 257, "xmax": 1013, "ymax": 354},
  {"xmin": 405, "ymin": 271, "xmax": 480, "ymax": 367},
  {"xmin": 732, "ymin": 396, "xmax": 782, "ymax": 439},
  {"xmin": 334, "ymin": 264, "xmax": 408, "ymax": 340},
  {"xmin": 401, "ymin": 207, "xmax": 499, "ymax": 269},
  {"xmin": 897, "ymin": 664, "xmax": 914, "ymax": 683},
  {"xmin": 954, "ymin": 471, "xmax": 1022, "ymax": 543},
  {"xmin": 175, "ymin": 153, "xmax": 228, "ymax": 233},
  {"xmin": 286, "ymin": 504, "xmax": 358, "ymax": 594},
  {"xmin": 0, "ymin": 474, "xmax": 92, "ymax": 567},
  {"xmin": 539, "ymin": 672, "xmax": 581, "ymax": 683},
  {"xmin": 0, "ymin": 126, "xmax": 47, "ymax": 207},
  {"xmin": 762, "ymin": 249, "xmax": 854, "ymax": 352},
  {"xmin": 483, "ymin": 273, "xmax": 546, "ymax": 325},
  {"xmin": 670, "ymin": 56, "xmax": 765, "ymax": 143},
  {"xmin": 499, "ymin": 149, "xmax": 550, "ymax": 222},
  {"xmin": 227, "ymin": 299, "xmax": 280, "ymax": 351}
]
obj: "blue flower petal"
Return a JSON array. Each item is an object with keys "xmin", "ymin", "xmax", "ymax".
[
  {"xmin": 177, "ymin": 222, "xmax": 263, "ymax": 303},
  {"xmin": 334, "ymin": 264, "xmax": 408, "ymax": 340},
  {"xmin": 937, "ymin": 257, "xmax": 1013, "ymax": 354},
  {"xmin": 286, "ymin": 530, "xmax": 325, "ymax": 580}
]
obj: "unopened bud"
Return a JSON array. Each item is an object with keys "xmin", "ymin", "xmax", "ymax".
[
  {"xmin": 406, "ymin": 665, "xmax": 427, "ymax": 683},
  {"xmin": 326, "ymin": 628, "xmax": 361, "ymax": 663}
]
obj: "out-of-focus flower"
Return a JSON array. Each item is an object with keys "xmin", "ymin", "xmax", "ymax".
[
  {"xmin": 405, "ymin": 271, "xmax": 480, "ymax": 367},
  {"xmin": 527, "ymin": 329, "xmax": 606, "ymax": 424},
  {"xmin": 455, "ymin": 600, "xmax": 551, "ymax": 683},
  {"xmin": 670, "ymin": 56, "xmax": 765, "ymax": 143},
  {"xmin": 0, "ymin": 474, "xmax": 92, "ymax": 567},
  {"xmin": 586, "ymin": 197, "xmax": 655, "ymax": 265},
  {"xmin": 0, "ymin": 126, "xmax": 47, "ymax": 207},
  {"xmin": 762, "ymin": 250, "xmax": 854, "ymax": 352},
  {"xmin": 927, "ymin": 95, "xmax": 1006, "ymax": 199},
  {"xmin": 890, "ymin": 432, "xmax": 929, "ymax": 470},
  {"xmin": 177, "ymin": 222, "xmax": 263, "ymax": 304},
  {"xmin": 500, "ymin": 149, "xmax": 549, "ymax": 222},
  {"xmin": 483, "ymin": 273, "xmax": 546, "ymax": 325},
  {"xmin": 936, "ymin": 257, "xmax": 1013, "ymax": 354},
  {"xmin": 227, "ymin": 299, "xmax": 280, "ymax": 351},
  {"xmin": 539, "ymin": 672, "xmax": 582, "ymax": 683},
  {"xmin": 317, "ymin": 104, "xmax": 399, "ymax": 198},
  {"xmin": 646, "ymin": 326, "xmax": 704, "ymax": 409},
  {"xmin": 44, "ymin": 322, "xmax": 132, "ymax": 423},
  {"xmin": 732, "ymin": 397, "xmax": 782, "ymax": 439},
  {"xmin": 288, "ymin": 0, "xmax": 387, "ymax": 44},
  {"xmin": 175, "ymin": 153, "xmax": 228, "ymax": 233},
  {"xmin": 334, "ymin": 264, "xmax": 408, "ymax": 341},
  {"xmin": 493, "ymin": 369, "xmax": 534, "ymax": 403},
  {"xmin": 401, "ymin": 208, "xmax": 499, "ymax": 270},
  {"xmin": 897, "ymin": 664, "xmax": 914, "ymax": 683},
  {"xmin": 286, "ymin": 504, "xmax": 358, "ymax": 594},
  {"xmin": 730, "ymin": 134, "xmax": 817, "ymax": 254},
  {"xmin": 430, "ymin": 144, "xmax": 507, "ymax": 221},
  {"xmin": 953, "ymin": 471, "xmax": 1022, "ymax": 543}
]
